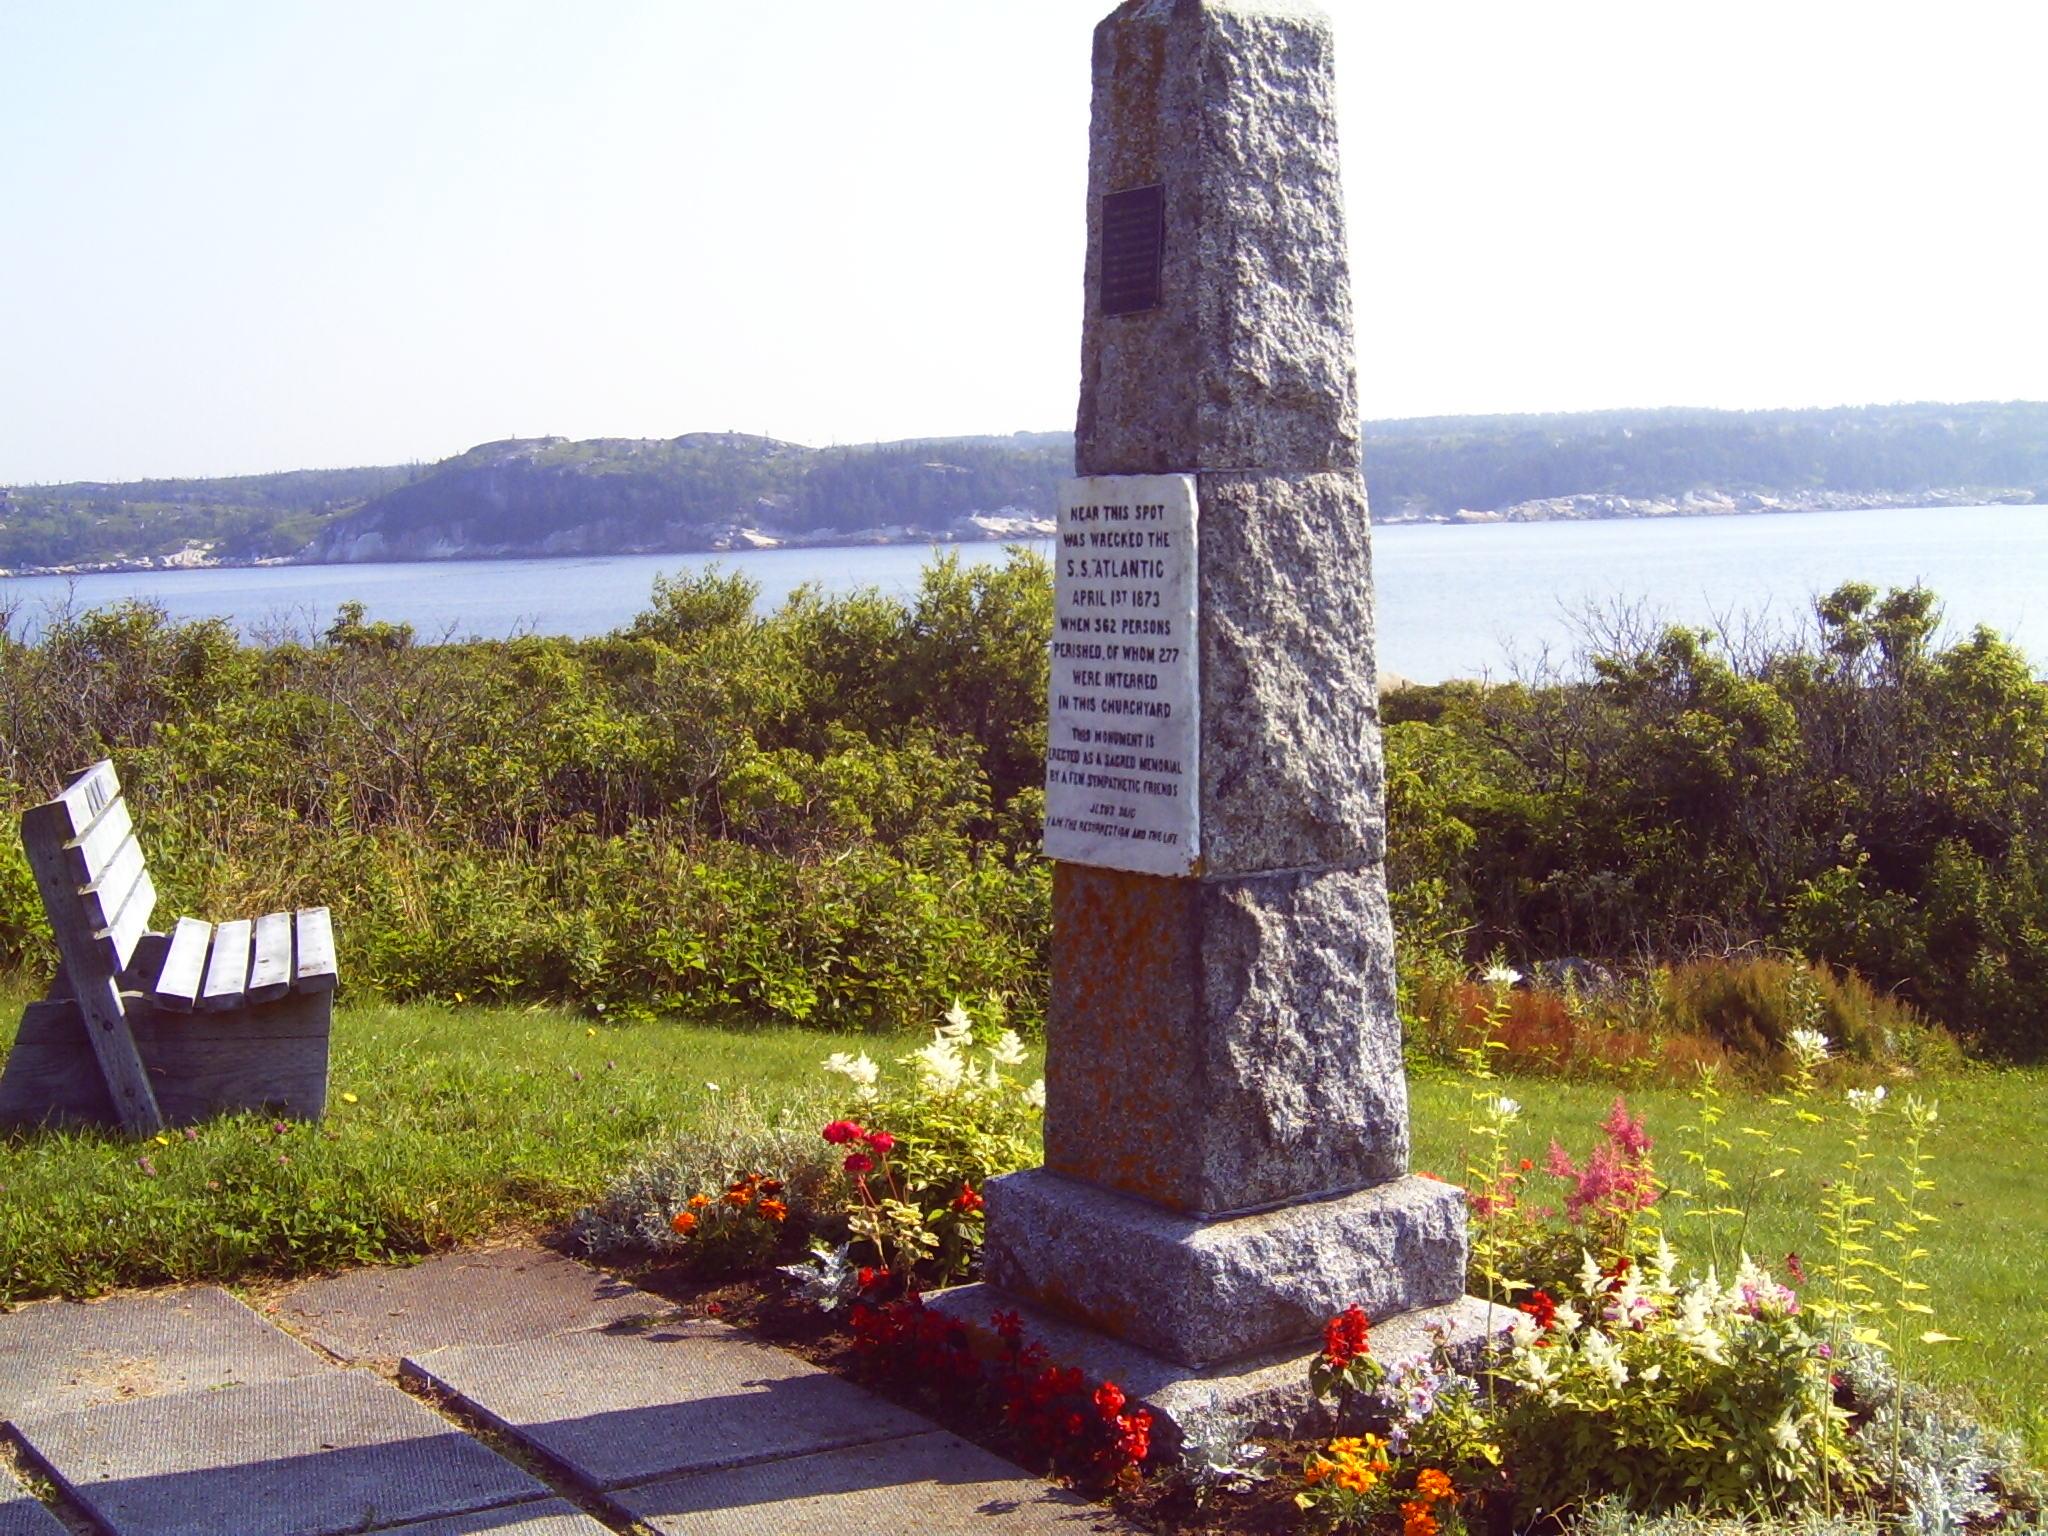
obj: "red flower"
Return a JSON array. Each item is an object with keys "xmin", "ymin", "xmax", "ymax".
[
  {"xmin": 952, "ymin": 1184, "xmax": 986, "ymax": 1213},
  {"xmin": 1518, "ymin": 1288, "xmax": 1558, "ymax": 1332},
  {"xmin": 1093, "ymin": 1381, "xmax": 1127, "ymax": 1418},
  {"xmin": 1322, "ymin": 1304, "xmax": 1371, "ymax": 1368},
  {"xmin": 863, "ymin": 1130, "xmax": 896, "ymax": 1153},
  {"xmin": 843, "ymin": 1151, "xmax": 875, "ymax": 1175},
  {"xmin": 822, "ymin": 1119, "xmax": 865, "ymax": 1145}
]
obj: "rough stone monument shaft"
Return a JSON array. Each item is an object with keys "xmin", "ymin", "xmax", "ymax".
[{"xmin": 954, "ymin": 0, "xmax": 1482, "ymax": 1404}]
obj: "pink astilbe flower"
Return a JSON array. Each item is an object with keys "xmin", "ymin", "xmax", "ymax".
[{"xmin": 1546, "ymin": 1096, "xmax": 1658, "ymax": 1228}]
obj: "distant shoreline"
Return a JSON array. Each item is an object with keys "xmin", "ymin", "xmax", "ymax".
[
  {"xmin": 2, "ymin": 489, "xmax": 2037, "ymax": 580},
  {"xmin": 1376, "ymin": 485, "xmax": 2035, "ymax": 526}
]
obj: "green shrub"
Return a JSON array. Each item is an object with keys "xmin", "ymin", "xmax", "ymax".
[
  {"xmin": 567, "ymin": 1088, "xmax": 841, "ymax": 1268},
  {"xmin": 1660, "ymin": 955, "xmax": 1958, "ymax": 1069}
]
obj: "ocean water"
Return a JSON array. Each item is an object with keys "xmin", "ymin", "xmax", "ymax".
[{"xmin": 4, "ymin": 504, "xmax": 2044, "ymax": 682}]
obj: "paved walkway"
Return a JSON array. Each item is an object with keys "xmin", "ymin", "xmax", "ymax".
[{"xmin": 0, "ymin": 1245, "xmax": 1127, "ymax": 1536}]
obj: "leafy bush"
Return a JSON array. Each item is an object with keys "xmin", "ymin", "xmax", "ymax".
[
  {"xmin": 567, "ymin": 1088, "xmax": 840, "ymax": 1267},
  {"xmin": 1497, "ymin": 1248, "xmax": 1855, "ymax": 1519},
  {"xmin": 1660, "ymin": 957, "xmax": 1944, "ymax": 1066},
  {"xmin": 1386, "ymin": 585, "xmax": 2048, "ymax": 1058},
  {"xmin": 1402, "ymin": 953, "xmax": 1958, "ymax": 1080}
]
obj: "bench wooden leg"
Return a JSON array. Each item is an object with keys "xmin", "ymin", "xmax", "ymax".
[{"xmin": 0, "ymin": 998, "xmax": 117, "ymax": 1128}]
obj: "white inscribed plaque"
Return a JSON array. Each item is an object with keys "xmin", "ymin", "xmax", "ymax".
[{"xmin": 1043, "ymin": 473, "xmax": 1200, "ymax": 876}]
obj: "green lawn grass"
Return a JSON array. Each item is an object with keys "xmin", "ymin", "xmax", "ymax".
[
  {"xmin": 0, "ymin": 976, "xmax": 864, "ymax": 1303},
  {"xmin": 1412, "ymin": 1065, "xmax": 2048, "ymax": 1459}
]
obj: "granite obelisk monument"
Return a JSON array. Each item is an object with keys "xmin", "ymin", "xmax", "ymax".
[{"xmin": 938, "ymin": 0, "xmax": 1492, "ymax": 1440}]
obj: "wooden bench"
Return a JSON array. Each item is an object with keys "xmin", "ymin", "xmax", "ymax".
[{"xmin": 0, "ymin": 761, "xmax": 337, "ymax": 1134}]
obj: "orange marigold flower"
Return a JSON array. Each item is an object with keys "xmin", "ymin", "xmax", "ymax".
[
  {"xmin": 670, "ymin": 1211, "xmax": 698, "ymax": 1235},
  {"xmin": 724, "ymin": 1189, "xmax": 751, "ymax": 1207},
  {"xmin": 758, "ymin": 1198, "xmax": 788, "ymax": 1223},
  {"xmin": 1401, "ymin": 1501, "xmax": 1439, "ymax": 1536},
  {"xmin": 1416, "ymin": 1467, "xmax": 1455, "ymax": 1502},
  {"xmin": 1335, "ymin": 1464, "xmax": 1376, "ymax": 1495},
  {"xmin": 1303, "ymin": 1457, "xmax": 1333, "ymax": 1486},
  {"xmin": 687, "ymin": 1193, "xmax": 712, "ymax": 1210},
  {"xmin": 1328, "ymin": 1436, "xmax": 1366, "ymax": 1456}
]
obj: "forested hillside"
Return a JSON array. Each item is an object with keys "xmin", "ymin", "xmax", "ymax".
[
  {"xmin": 1365, "ymin": 400, "xmax": 2048, "ymax": 518},
  {"xmin": 5, "ymin": 402, "xmax": 2043, "ymax": 571}
]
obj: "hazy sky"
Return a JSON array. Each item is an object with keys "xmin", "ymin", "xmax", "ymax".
[{"xmin": 4, "ymin": 1, "xmax": 2044, "ymax": 483}]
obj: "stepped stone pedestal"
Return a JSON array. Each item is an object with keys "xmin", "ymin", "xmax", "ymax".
[{"xmin": 931, "ymin": 0, "xmax": 1500, "ymax": 1445}]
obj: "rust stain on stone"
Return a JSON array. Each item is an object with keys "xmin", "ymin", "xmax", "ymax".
[{"xmin": 1046, "ymin": 862, "xmax": 1206, "ymax": 1212}]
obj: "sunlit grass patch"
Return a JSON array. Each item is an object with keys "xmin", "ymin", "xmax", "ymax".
[{"xmin": 0, "ymin": 980, "xmax": 863, "ymax": 1302}]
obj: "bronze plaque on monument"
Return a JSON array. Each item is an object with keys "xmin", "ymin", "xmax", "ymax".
[{"xmin": 1100, "ymin": 184, "xmax": 1165, "ymax": 316}]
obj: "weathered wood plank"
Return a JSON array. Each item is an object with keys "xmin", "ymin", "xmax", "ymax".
[
  {"xmin": 99, "ymin": 866, "xmax": 157, "ymax": 972},
  {"xmin": 126, "ymin": 930, "xmax": 172, "ymax": 988},
  {"xmin": 19, "ymin": 797, "xmax": 163, "ymax": 1134},
  {"xmin": 153, "ymin": 917, "xmax": 213, "ymax": 1012},
  {"xmin": 65, "ymin": 796, "xmax": 135, "ymax": 885},
  {"xmin": 293, "ymin": 907, "xmax": 339, "ymax": 993},
  {"xmin": 248, "ymin": 912, "xmax": 293, "ymax": 1003},
  {"xmin": 81, "ymin": 831, "xmax": 145, "ymax": 917},
  {"xmin": 51, "ymin": 760, "xmax": 120, "ymax": 838},
  {"xmin": 0, "ymin": 993, "xmax": 333, "ymax": 1129},
  {"xmin": 201, "ymin": 918, "xmax": 253, "ymax": 1012}
]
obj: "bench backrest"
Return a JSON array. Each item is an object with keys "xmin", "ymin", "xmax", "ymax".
[
  {"xmin": 22, "ymin": 760, "xmax": 158, "ymax": 984},
  {"xmin": 20, "ymin": 760, "xmax": 164, "ymax": 1132}
]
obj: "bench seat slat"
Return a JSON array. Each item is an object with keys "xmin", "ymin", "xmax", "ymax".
[
  {"xmin": 201, "ymin": 918, "xmax": 253, "ymax": 1012},
  {"xmin": 247, "ymin": 912, "xmax": 293, "ymax": 1003},
  {"xmin": 66, "ymin": 797, "xmax": 135, "ymax": 886},
  {"xmin": 153, "ymin": 917, "xmax": 213, "ymax": 1013},
  {"xmin": 292, "ymin": 908, "xmax": 338, "ymax": 994}
]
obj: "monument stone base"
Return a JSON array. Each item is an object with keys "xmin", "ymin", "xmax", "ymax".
[
  {"xmin": 977, "ymin": 1169, "xmax": 1470, "ymax": 1367},
  {"xmin": 928, "ymin": 1282, "xmax": 1508, "ymax": 1456}
]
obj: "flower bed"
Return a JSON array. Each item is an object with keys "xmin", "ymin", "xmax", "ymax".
[{"xmin": 573, "ymin": 999, "xmax": 2046, "ymax": 1533}]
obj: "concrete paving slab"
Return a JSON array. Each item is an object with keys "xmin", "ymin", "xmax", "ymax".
[
  {"xmin": 271, "ymin": 1244, "xmax": 666, "ymax": 1363},
  {"xmin": 0, "ymin": 1465, "xmax": 68, "ymax": 1536},
  {"xmin": 616, "ymin": 1430, "xmax": 1130, "ymax": 1534},
  {"xmin": 0, "ymin": 1285, "xmax": 328, "ymax": 1422},
  {"xmin": 370, "ymin": 1498, "xmax": 614, "ymax": 1535},
  {"xmin": 404, "ymin": 1319, "xmax": 932, "ymax": 1490},
  {"xmin": 11, "ymin": 1370, "xmax": 549, "ymax": 1536}
]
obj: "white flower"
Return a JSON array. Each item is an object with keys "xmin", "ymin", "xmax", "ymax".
[
  {"xmin": 1508, "ymin": 1311, "xmax": 1541, "ymax": 1351},
  {"xmin": 1639, "ymin": 1362, "xmax": 1662, "ymax": 1382},
  {"xmin": 1786, "ymin": 1027, "xmax": 1832, "ymax": 1066},
  {"xmin": 1770, "ymin": 1411, "xmax": 1803, "ymax": 1455},
  {"xmin": 1579, "ymin": 1249, "xmax": 1606, "ymax": 1298},
  {"xmin": 940, "ymin": 1000, "xmax": 975, "ymax": 1041},
  {"xmin": 988, "ymin": 1029, "xmax": 1028, "ymax": 1067},
  {"xmin": 1847, "ymin": 1085, "xmax": 1888, "ymax": 1112},
  {"xmin": 704, "ymin": 1081, "xmax": 720, "ymax": 1093},
  {"xmin": 1022, "ymin": 1078, "xmax": 1046, "ymax": 1110},
  {"xmin": 1515, "ymin": 1342, "xmax": 1557, "ymax": 1387},
  {"xmin": 822, "ymin": 1051, "xmax": 879, "ymax": 1089},
  {"xmin": 909, "ymin": 1035, "xmax": 966, "ymax": 1091},
  {"xmin": 1492, "ymin": 1095, "xmax": 1522, "ymax": 1122},
  {"xmin": 1650, "ymin": 1234, "xmax": 1679, "ymax": 1289},
  {"xmin": 1482, "ymin": 963, "xmax": 1522, "ymax": 987},
  {"xmin": 1581, "ymin": 1327, "xmax": 1629, "ymax": 1389},
  {"xmin": 1674, "ymin": 1286, "xmax": 1728, "ymax": 1365}
]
